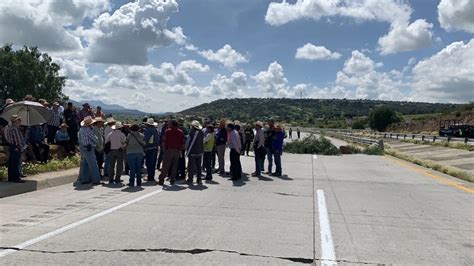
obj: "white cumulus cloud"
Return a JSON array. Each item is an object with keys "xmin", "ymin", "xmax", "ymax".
[
  {"xmin": 198, "ymin": 44, "xmax": 248, "ymax": 68},
  {"xmin": 378, "ymin": 19, "xmax": 433, "ymax": 55},
  {"xmin": 295, "ymin": 43, "xmax": 341, "ymax": 60},
  {"xmin": 252, "ymin": 61, "xmax": 289, "ymax": 96},
  {"xmin": 411, "ymin": 39, "xmax": 474, "ymax": 103},
  {"xmin": 438, "ymin": 0, "xmax": 474, "ymax": 33},
  {"xmin": 265, "ymin": 0, "xmax": 433, "ymax": 54},
  {"xmin": 84, "ymin": 0, "xmax": 186, "ymax": 65}
]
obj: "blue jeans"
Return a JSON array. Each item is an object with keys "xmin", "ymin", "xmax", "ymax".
[
  {"xmin": 79, "ymin": 147, "xmax": 101, "ymax": 183},
  {"xmin": 128, "ymin": 153, "xmax": 143, "ymax": 186},
  {"xmin": 145, "ymin": 149, "xmax": 158, "ymax": 180},
  {"xmin": 266, "ymin": 147, "xmax": 274, "ymax": 173},
  {"xmin": 8, "ymin": 145, "xmax": 21, "ymax": 181},
  {"xmin": 273, "ymin": 149, "xmax": 282, "ymax": 175}
]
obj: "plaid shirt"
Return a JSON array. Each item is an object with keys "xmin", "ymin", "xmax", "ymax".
[
  {"xmin": 48, "ymin": 108, "xmax": 62, "ymax": 127},
  {"xmin": 78, "ymin": 126, "xmax": 98, "ymax": 147},
  {"xmin": 8, "ymin": 125, "xmax": 26, "ymax": 150}
]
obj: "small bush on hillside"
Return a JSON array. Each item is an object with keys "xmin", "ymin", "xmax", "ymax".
[{"xmin": 285, "ymin": 134, "xmax": 340, "ymax": 155}]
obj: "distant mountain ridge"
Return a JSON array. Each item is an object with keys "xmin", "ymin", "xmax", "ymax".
[
  {"xmin": 177, "ymin": 98, "xmax": 462, "ymax": 124},
  {"xmin": 70, "ymin": 100, "xmax": 146, "ymax": 116}
]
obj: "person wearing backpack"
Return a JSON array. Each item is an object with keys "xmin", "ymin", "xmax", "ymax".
[{"xmin": 126, "ymin": 124, "xmax": 145, "ymax": 187}]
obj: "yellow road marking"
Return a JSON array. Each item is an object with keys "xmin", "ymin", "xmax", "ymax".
[{"xmin": 384, "ymin": 156, "xmax": 474, "ymax": 194}]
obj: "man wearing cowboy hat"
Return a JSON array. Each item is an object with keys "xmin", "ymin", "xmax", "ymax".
[
  {"xmin": 46, "ymin": 102, "xmax": 63, "ymax": 144},
  {"xmin": 29, "ymin": 123, "xmax": 50, "ymax": 164},
  {"xmin": 7, "ymin": 115, "xmax": 26, "ymax": 183},
  {"xmin": 252, "ymin": 121, "xmax": 266, "ymax": 177},
  {"xmin": 103, "ymin": 117, "xmax": 116, "ymax": 178},
  {"xmin": 78, "ymin": 116, "xmax": 101, "ymax": 185},
  {"xmin": 105, "ymin": 121, "xmax": 126, "ymax": 184},
  {"xmin": 215, "ymin": 119, "xmax": 227, "ymax": 175},
  {"xmin": 186, "ymin": 120, "xmax": 204, "ymax": 184},
  {"xmin": 144, "ymin": 118, "xmax": 160, "ymax": 182},
  {"xmin": 55, "ymin": 123, "xmax": 74, "ymax": 154},
  {"xmin": 94, "ymin": 117, "xmax": 105, "ymax": 177},
  {"xmin": 158, "ymin": 120, "xmax": 185, "ymax": 186}
]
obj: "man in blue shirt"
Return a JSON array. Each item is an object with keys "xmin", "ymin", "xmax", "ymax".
[
  {"xmin": 29, "ymin": 124, "xmax": 50, "ymax": 164},
  {"xmin": 144, "ymin": 118, "xmax": 159, "ymax": 182}
]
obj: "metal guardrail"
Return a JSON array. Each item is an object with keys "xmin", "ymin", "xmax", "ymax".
[
  {"xmin": 373, "ymin": 132, "xmax": 473, "ymax": 145},
  {"xmin": 311, "ymin": 128, "xmax": 473, "ymax": 145}
]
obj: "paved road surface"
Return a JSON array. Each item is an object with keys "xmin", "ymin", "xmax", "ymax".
[{"xmin": 1, "ymin": 152, "xmax": 473, "ymax": 265}]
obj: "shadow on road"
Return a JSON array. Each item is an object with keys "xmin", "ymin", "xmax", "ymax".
[
  {"xmin": 277, "ymin": 175, "xmax": 294, "ymax": 181},
  {"xmin": 257, "ymin": 175, "xmax": 273, "ymax": 181},
  {"xmin": 188, "ymin": 183, "xmax": 209, "ymax": 191},
  {"xmin": 122, "ymin": 186, "xmax": 145, "ymax": 193},
  {"xmin": 163, "ymin": 185, "xmax": 187, "ymax": 192},
  {"xmin": 205, "ymin": 180, "xmax": 219, "ymax": 185},
  {"xmin": 73, "ymin": 183, "xmax": 93, "ymax": 191},
  {"xmin": 141, "ymin": 181, "xmax": 158, "ymax": 187},
  {"xmin": 232, "ymin": 174, "xmax": 249, "ymax": 187}
]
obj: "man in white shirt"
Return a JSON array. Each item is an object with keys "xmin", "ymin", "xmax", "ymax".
[{"xmin": 105, "ymin": 121, "xmax": 126, "ymax": 184}]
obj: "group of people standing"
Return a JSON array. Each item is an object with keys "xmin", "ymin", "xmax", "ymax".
[
  {"xmin": 78, "ymin": 116, "xmax": 286, "ymax": 187},
  {"xmin": 0, "ymin": 97, "xmax": 106, "ymax": 183}
]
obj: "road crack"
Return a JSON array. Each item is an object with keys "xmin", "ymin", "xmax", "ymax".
[{"xmin": 0, "ymin": 247, "xmax": 382, "ymax": 264}]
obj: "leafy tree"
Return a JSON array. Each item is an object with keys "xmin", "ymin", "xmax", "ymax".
[
  {"xmin": 0, "ymin": 44, "xmax": 66, "ymax": 102},
  {"xmin": 352, "ymin": 119, "xmax": 366, "ymax": 129},
  {"xmin": 368, "ymin": 106, "xmax": 402, "ymax": 131}
]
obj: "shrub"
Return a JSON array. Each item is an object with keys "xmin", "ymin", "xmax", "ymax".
[
  {"xmin": 363, "ymin": 145, "xmax": 385, "ymax": 155},
  {"xmin": 285, "ymin": 134, "xmax": 340, "ymax": 155},
  {"xmin": 368, "ymin": 106, "xmax": 402, "ymax": 131}
]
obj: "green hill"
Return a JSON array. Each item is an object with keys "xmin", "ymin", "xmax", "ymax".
[{"xmin": 177, "ymin": 98, "xmax": 462, "ymax": 126}]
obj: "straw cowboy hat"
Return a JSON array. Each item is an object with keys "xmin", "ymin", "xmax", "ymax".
[
  {"xmin": 255, "ymin": 121, "xmax": 263, "ymax": 127},
  {"xmin": 145, "ymin": 118, "xmax": 158, "ymax": 126},
  {"xmin": 234, "ymin": 120, "xmax": 241, "ymax": 126},
  {"xmin": 81, "ymin": 116, "xmax": 95, "ymax": 126},
  {"xmin": 191, "ymin": 120, "xmax": 202, "ymax": 130},
  {"xmin": 111, "ymin": 121, "xmax": 123, "ymax": 130},
  {"xmin": 5, "ymin": 99, "xmax": 15, "ymax": 105},
  {"xmin": 105, "ymin": 117, "xmax": 116, "ymax": 125},
  {"xmin": 60, "ymin": 123, "xmax": 68, "ymax": 128},
  {"xmin": 94, "ymin": 117, "xmax": 104, "ymax": 123},
  {"xmin": 10, "ymin": 115, "xmax": 21, "ymax": 122}
]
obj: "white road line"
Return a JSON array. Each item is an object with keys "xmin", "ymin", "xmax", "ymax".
[
  {"xmin": 0, "ymin": 188, "xmax": 164, "ymax": 258},
  {"xmin": 317, "ymin": 189, "xmax": 337, "ymax": 265}
]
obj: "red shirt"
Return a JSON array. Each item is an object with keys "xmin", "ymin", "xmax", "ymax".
[{"xmin": 163, "ymin": 128, "xmax": 185, "ymax": 150}]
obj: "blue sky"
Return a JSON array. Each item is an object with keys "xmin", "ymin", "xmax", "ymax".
[{"xmin": 0, "ymin": 0, "xmax": 473, "ymax": 112}]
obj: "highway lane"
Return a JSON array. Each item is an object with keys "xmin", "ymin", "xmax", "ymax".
[{"xmin": 0, "ymin": 152, "xmax": 473, "ymax": 265}]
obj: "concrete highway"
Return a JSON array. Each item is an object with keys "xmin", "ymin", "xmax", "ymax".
[{"xmin": 1, "ymin": 151, "xmax": 473, "ymax": 265}]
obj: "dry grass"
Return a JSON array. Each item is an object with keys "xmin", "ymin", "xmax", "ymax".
[
  {"xmin": 400, "ymin": 139, "xmax": 473, "ymax": 151},
  {"xmin": 384, "ymin": 148, "xmax": 473, "ymax": 183}
]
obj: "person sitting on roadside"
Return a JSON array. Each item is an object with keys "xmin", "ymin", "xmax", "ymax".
[
  {"xmin": 29, "ymin": 123, "xmax": 50, "ymax": 164},
  {"xmin": 55, "ymin": 123, "xmax": 74, "ymax": 155}
]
